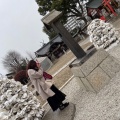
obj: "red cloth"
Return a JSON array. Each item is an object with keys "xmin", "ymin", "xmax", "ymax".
[
  {"xmin": 100, "ymin": 16, "xmax": 106, "ymax": 21},
  {"xmin": 43, "ymin": 71, "xmax": 53, "ymax": 80}
]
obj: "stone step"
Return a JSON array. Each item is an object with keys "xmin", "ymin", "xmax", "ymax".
[{"xmin": 42, "ymin": 103, "xmax": 76, "ymax": 120}]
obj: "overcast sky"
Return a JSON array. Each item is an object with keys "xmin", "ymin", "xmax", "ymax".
[{"xmin": 0, "ymin": 0, "xmax": 49, "ymax": 75}]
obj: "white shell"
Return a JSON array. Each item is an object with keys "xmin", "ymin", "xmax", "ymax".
[
  {"xmin": 0, "ymin": 79, "xmax": 45, "ymax": 120},
  {"xmin": 87, "ymin": 19, "xmax": 120, "ymax": 50}
]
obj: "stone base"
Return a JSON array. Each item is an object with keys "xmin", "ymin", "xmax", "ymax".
[
  {"xmin": 108, "ymin": 43, "xmax": 120, "ymax": 62},
  {"xmin": 43, "ymin": 103, "xmax": 75, "ymax": 120},
  {"xmin": 71, "ymin": 49, "xmax": 120, "ymax": 93}
]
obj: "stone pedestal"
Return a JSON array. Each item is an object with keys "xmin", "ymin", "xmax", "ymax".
[
  {"xmin": 71, "ymin": 49, "xmax": 120, "ymax": 93},
  {"xmin": 108, "ymin": 43, "xmax": 120, "ymax": 62}
]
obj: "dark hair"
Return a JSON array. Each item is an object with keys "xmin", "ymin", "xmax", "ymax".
[
  {"xmin": 27, "ymin": 60, "xmax": 38, "ymax": 71},
  {"xmin": 14, "ymin": 70, "xmax": 29, "ymax": 85}
]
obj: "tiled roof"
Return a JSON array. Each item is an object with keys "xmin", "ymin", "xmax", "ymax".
[{"xmin": 86, "ymin": 0, "xmax": 103, "ymax": 8}]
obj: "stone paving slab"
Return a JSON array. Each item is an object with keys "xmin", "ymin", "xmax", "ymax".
[
  {"xmin": 80, "ymin": 49, "xmax": 109, "ymax": 76},
  {"xmin": 100, "ymin": 56, "xmax": 120, "ymax": 78},
  {"xmin": 108, "ymin": 43, "xmax": 120, "ymax": 62},
  {"xmin": 81, "ymin": 77, "xmax": 96, "ymax": 92},
  {"xmin": 43, "ymin": 103, "xmax": 75, "ymax": 120},
  {"xmin": 71, "ymin": 66, "xmax": 85, "ymax": 78},
  {"xmin": 87, "ymin": 67, "xmax": 110, "ymax": 92}
]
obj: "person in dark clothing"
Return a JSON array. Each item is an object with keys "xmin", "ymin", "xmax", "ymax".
[{"xmin": 27, "ymin": 60, "xmax": 69, "ymax": 111}]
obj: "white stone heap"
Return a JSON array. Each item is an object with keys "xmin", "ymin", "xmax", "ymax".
[
  {"xmin": 0, "ymin": 79, "xmax": 44, "ymax": 120},
  {"xmin": 87, "ymin": 19, "xmax": 120, "ymax": 49}
]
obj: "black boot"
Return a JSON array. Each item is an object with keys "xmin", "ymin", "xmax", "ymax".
[{"xmin": 59, "ymin": 102, "xmax": 69, "ymax": 110}]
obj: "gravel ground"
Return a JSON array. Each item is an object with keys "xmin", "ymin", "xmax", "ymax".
[
  {"xmin": 52, "ymin": 66, "xmax": 73, "ymax": 88},
  {"xmin": 46, "ymin": 51, "xmax": 75, "ymax": 75},
  {"xmin": 62, "ymin": 71, "xmax": 120, "ymax": 120}
]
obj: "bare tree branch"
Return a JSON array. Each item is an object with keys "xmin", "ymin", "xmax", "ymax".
[
  {"xmin": 78, "ymin": 0, "xmax": 83, "ymax": 13},
  {"xmin": 67, "ymin": 14, "xmax": 79, "ymax": 17},
  {"xmin": 2, "ymin": 51, "xmax": 27, "ymax": 73}
]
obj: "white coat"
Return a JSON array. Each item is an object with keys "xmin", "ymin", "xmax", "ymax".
[{"xmin": 28, "ymin": 68, "xmax": 55, "ymax": 100}]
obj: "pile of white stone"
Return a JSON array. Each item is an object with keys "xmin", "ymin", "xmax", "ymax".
[
  {"xmin": 0, "ymin": 79, "xmax": 44, "ymax": 120},
  {"xmin": 87, "ymin": 19, "xmax": 120, "ymax": 49}
]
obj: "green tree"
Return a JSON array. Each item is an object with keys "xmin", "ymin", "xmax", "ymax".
[
  {"xmin": 36, "ymin": 0, "xmax": 88, "ymax": 23},
  {"xmin": 42, "ymin": 26, "xmax": 57, "ymax": 40}
]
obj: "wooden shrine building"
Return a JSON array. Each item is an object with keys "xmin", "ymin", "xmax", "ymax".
[{"xmin": 86, "ymin": 0, "xmax": 119, "ymax": 20}]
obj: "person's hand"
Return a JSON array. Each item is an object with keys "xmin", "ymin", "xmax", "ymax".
[{"xmin": 36, "ymin": 61, "xmax": 41, "ymax": 68}]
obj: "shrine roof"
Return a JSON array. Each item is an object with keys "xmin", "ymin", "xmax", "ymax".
[{"xmin": 86, "ymin": 0, "xmax": 103, "ymax": 8}]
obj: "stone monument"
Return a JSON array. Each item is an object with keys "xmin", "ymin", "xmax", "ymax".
[
  {"xmin": 71, "ymin": 19, "xmax": 120, "ymax": 93},
  {"xmin": 42, "ymin": 10, "xmax": 120, "ymax": 93},
  {"xmin": 41, "ymin": 9, "xmax": 86, "ymax": 59}
]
